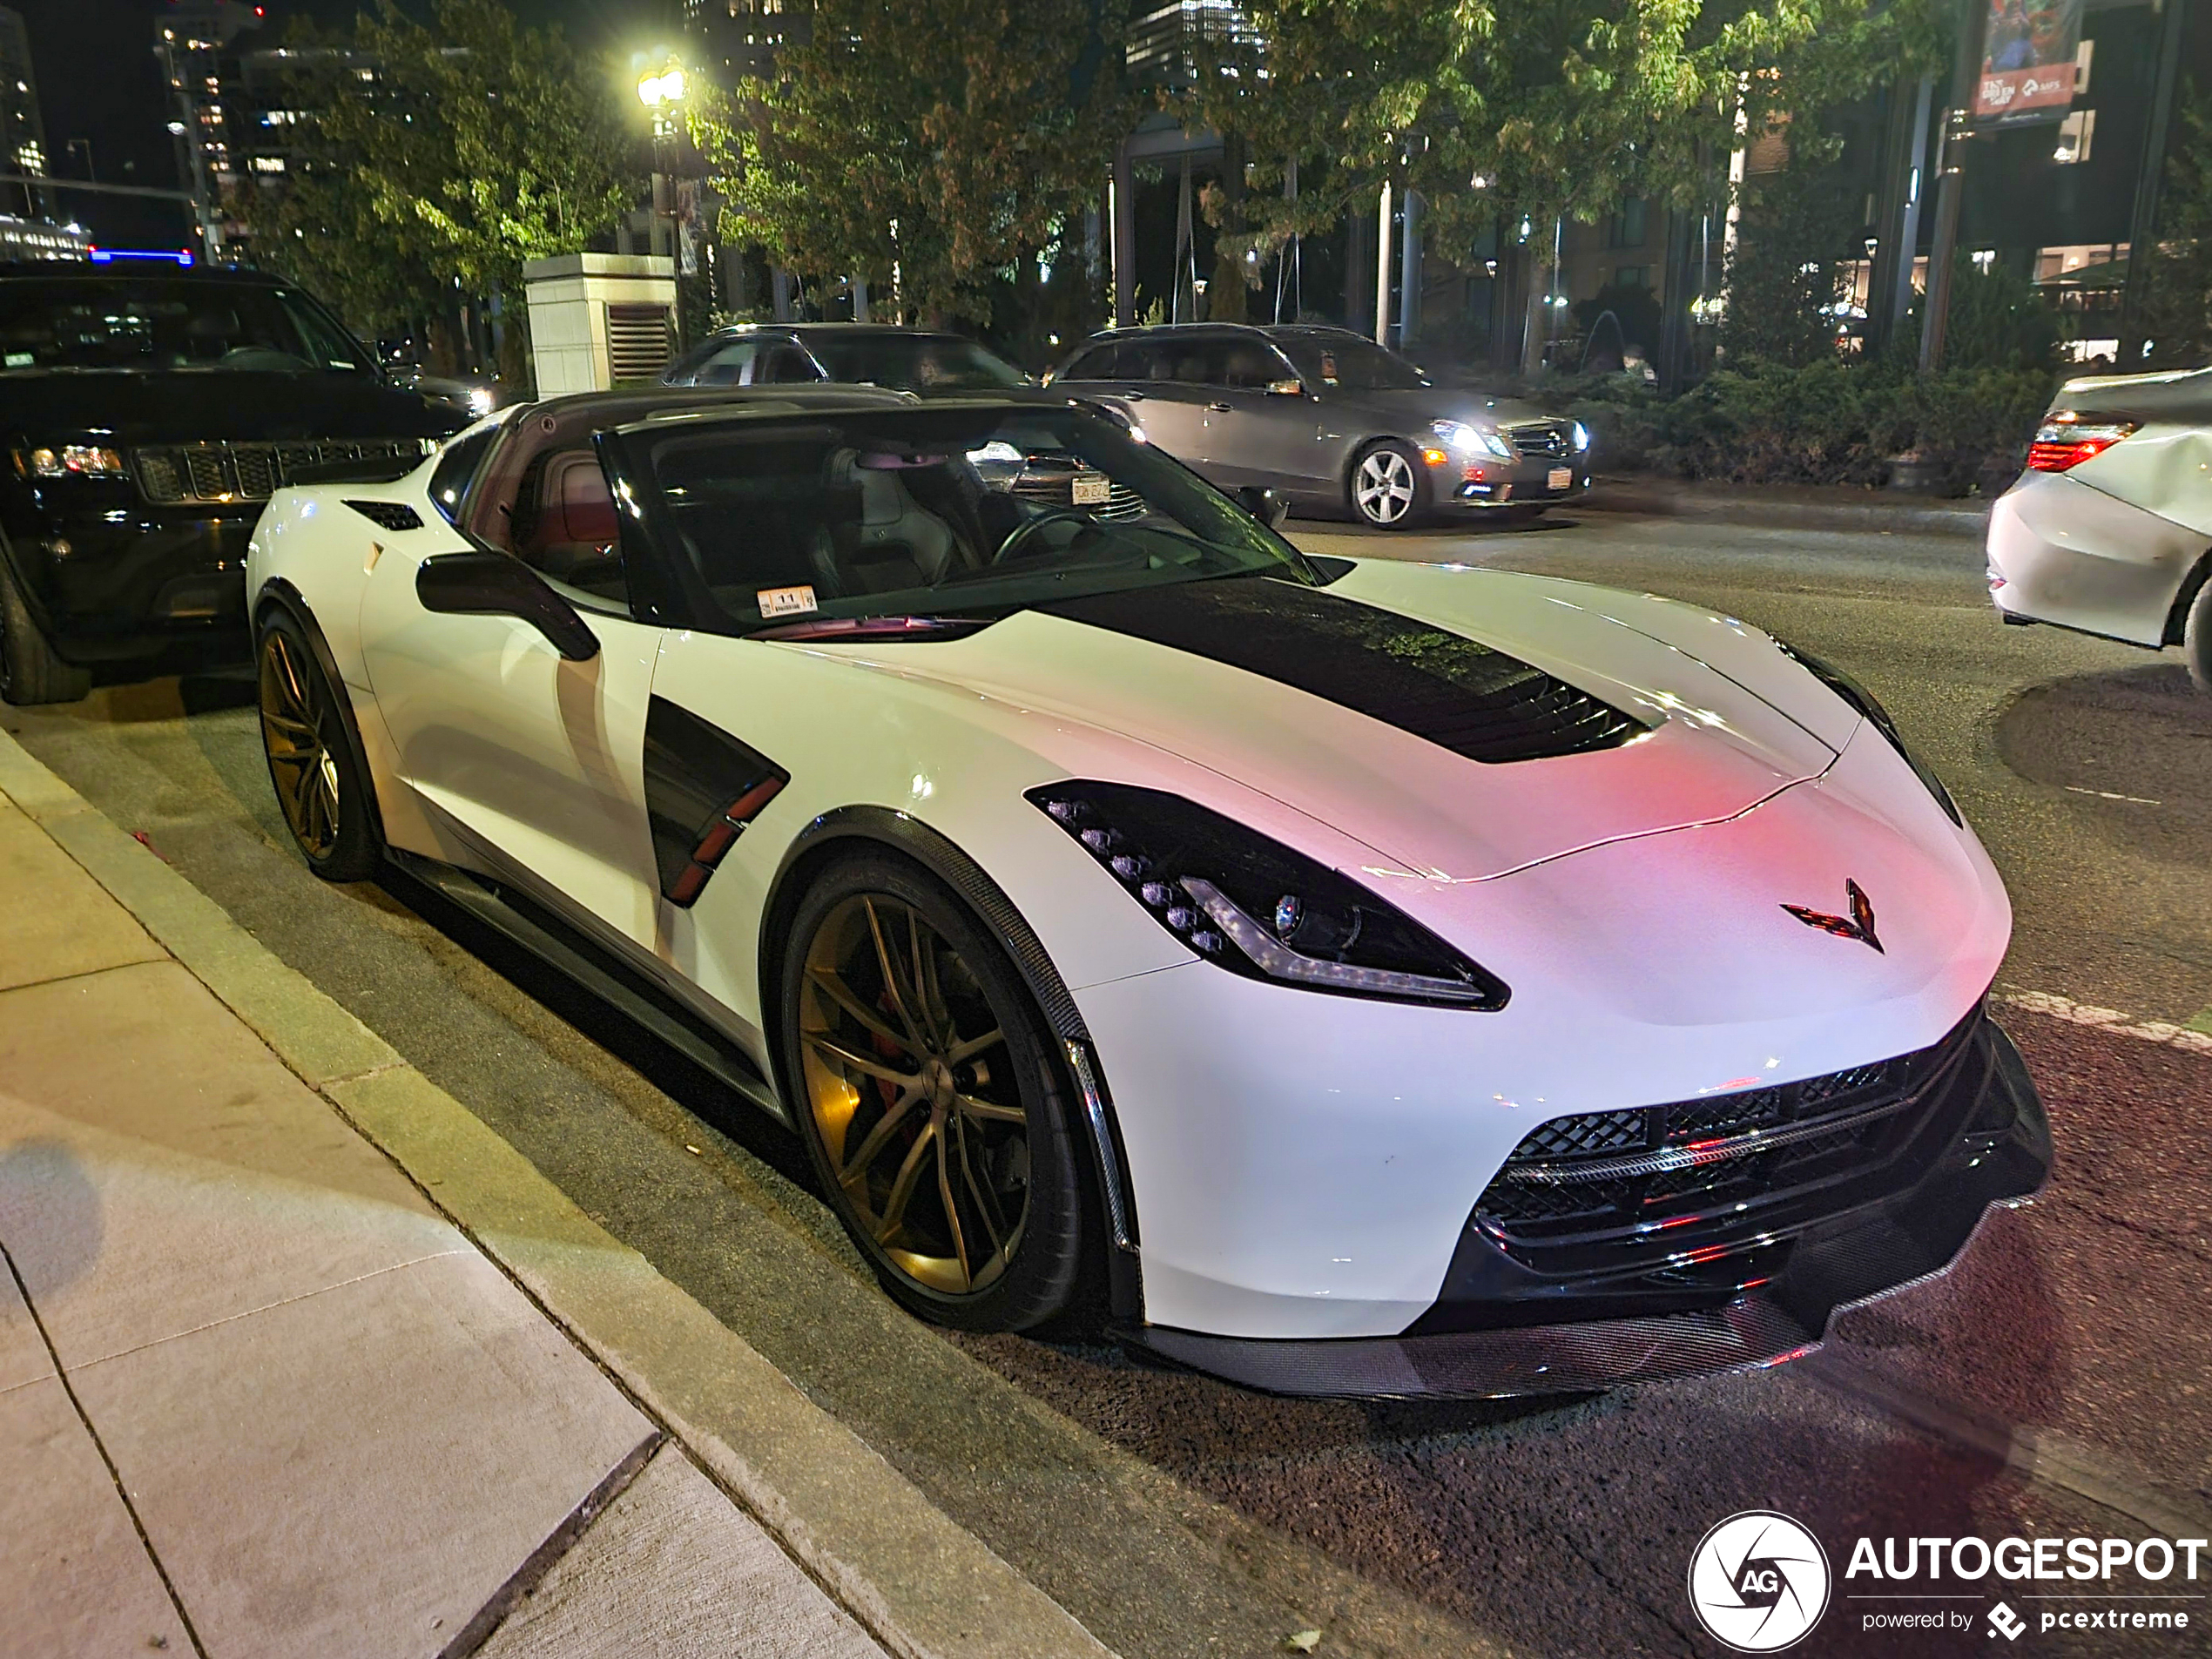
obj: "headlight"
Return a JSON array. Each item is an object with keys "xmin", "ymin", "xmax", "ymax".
[
  {"xmin": 1431, "ymin": 420, "xmax": 1515, "ymax": 462},
  {"xmin": 466, "ymin": 385, "xmax": 496, "ymax": 417},
  {"xmin": 1030, "ymin": 781, "xmax": 1509, "ymax": 1009},
  {"xmin": 27, "ymin": 444, "xmax": 127, "ymax": 478},
  {"xmin": 1777, "ymin": 643, "xmax": 1962, "ymax": 827},
  {"xmin": 1570, "ymin": 421, "xmax": 1591, "ymax": 452}
]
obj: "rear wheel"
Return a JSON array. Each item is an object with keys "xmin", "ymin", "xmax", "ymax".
[
  {"xmin": 0, "ymin": 558, "xmax": 91, "ymax": 706},
  {"xmin": 2185, "ymin": 573, "xmax": 2212, "ymax": 695},
  {"xmin": 1350, "ymin": 441, "xmax": 1426, "ymax": 529},
  {"xmin": 780, "ymin": 852, "xmax": 1087, "ymax": 1332},
  {"xmin": 256, "ymin": 612, "xmax": 381, "ymax": 881}
]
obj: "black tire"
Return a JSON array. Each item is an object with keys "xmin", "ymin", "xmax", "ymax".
[
  {"xmin": 1348, "ymin": 439, "xmax": 1427, "ymax": 529},
  {"xmin": 255, "ymin": 610, "xmax": 381, "ymax": 881},
  {"xmin": 2185, "ymin": 571, "xmax": 2212, "ymax": 696},
  {"xmin": 779, "ymin": 850, "xmax": 1088, "ymax": 1332},
  {"xmin": 0, "ymin": 556, "xmax": 91, "ymax": 705}
]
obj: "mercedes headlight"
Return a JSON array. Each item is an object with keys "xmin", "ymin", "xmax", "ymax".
[
  {"xmin": 1031, "ymin": 781, "xmax": 1508, "ymax": 1009},
  {"xmin": 1432, "ymin": 420, "xmax": 1515, "ymax": 462},
  {"xmin": 1777, "ymin": 643, "xmax": 1961, "ymax": 827},
  {"xmin": 1570, "ymin": 421, "xmax": 1591, "ymax": 452},
  {"xmin": 466, "ymin": 385, "xmax": 496, "ymax": 418}
]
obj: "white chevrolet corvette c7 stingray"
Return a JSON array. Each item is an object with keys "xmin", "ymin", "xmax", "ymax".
[{"xmin": 244, "ymin": 386, "xmax": 2049, "ymax": 1398}]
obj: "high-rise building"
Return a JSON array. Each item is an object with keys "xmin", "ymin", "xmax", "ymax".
[
  {"xmin": 0, "ymin": 4, "xmax": 55, "ymax": 221},
  {"xmin": 153, "ymin": 0, "xmax": 268, "ymax": 253},
  {"xmin": 682, "ymin": 0, "xmax": 808, "ymax": 89}
]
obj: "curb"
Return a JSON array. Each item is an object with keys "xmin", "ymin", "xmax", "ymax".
[
  {"xmin": 1581, "ymin": 478, "xmax": 1992, "ymax": 540},
  {"xmin": 0, "ymin": 726, "xmax": 1115, "ymax": 1659}
]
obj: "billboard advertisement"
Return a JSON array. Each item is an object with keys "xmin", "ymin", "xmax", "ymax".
[{"xmin": 1973, "ymin": 0, "xmax": 2085, "ymax": 127}]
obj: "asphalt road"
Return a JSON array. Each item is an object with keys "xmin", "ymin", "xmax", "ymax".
[{"xmin": 6, "ymin": 507, "xmax": 2209, "ymax": 1659}]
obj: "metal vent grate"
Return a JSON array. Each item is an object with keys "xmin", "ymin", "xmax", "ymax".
[
  {"xmin": 607, "ymin": 303, "xmax": 675, "ymax": 382},
  {"xmin": 132, "ymin": 439, "xmax": 428, "ymax": 505},
  {"xmin": 343, "ymin": 499, "xmax": 424, "ymax": 531}
]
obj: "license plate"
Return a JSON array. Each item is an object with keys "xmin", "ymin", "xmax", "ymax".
[
  {"xmin": 1072, "ymin": 473, "xmax": 1111, "ymax": 506},
  {"xmin": 1548, "ymin": 466, "xmax": 1573, "ymax": 491}
]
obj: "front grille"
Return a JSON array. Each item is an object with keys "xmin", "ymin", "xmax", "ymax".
[
  {"xmin": 1474, "ymin": 1010, "xmax": 1987, "ymax": 1280},
  {"xmin": 1012, "ymin": 472, "xmax": 1148, "ymax": 522},
  {"xmin": 132, "ymin": 438, "xmax": 428, "ymax": 505},
  {"xmin": 1507, "ymin": 421, "xmax": 1569, "ymax": 457}
]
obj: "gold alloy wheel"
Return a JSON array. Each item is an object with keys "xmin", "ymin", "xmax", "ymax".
[
  {"xmin": 258, "ymin": 628, "xmax": 342, "ymax": 860},
  {"xmin": 798, "ymin": 894, "xmax": 1028, "ymax": 1295}
]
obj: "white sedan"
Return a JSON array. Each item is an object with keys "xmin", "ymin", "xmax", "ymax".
[
  {"xmin": 244, "ymin": 387, "xmax": 2048, "ymax": 1398},
  {"xmin": 1986, "ymin": 365, "xmax": 2212, "ymax": 690}
]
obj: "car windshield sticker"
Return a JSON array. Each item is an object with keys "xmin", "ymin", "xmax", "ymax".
[{"xmin": 756, "ymin": 583, "xmax": 819, "ymax": 617}]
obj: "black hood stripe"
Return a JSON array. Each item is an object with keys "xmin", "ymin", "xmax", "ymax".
[{"xmin": 1036, "ymin": 578, "xmax": 1644, "ymax": 765}]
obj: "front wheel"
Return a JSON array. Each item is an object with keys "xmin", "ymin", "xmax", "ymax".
[
  {"xmin": 780, "ymin": 852, "xmax": 1088, "ymax": 1332},
  {"xmin": 2185, "ymin": 572, "xmax": 2212, "ymax": 695},
  {"xmin": 1350, "ymin": 441, "xmax": 1426, "ymax": 529},
  {"xmin": 0, "ymin": 558, "xmax": 91, "ymax": 705},
  {"xmin": 256, "ymin": 612, "xmax": 381, "ymax": 881}
]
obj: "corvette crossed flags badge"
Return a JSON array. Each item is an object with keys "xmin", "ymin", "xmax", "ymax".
[{"xmin": 1782, "ymin": 880, "xmax": 1884, "ymax": 954}]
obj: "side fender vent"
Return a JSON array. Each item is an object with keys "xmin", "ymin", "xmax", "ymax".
[
  {"xmin": 644, "ymin": 697, "xmax": 789, "ymax": 907},
  {"xmin": 344, "ymin": 499, "xmax": 424, "ymax": 532}
]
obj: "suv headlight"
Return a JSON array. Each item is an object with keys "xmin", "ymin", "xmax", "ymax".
[
  {"xmin": 24, "ymin": 444, "xmax": 127, "ymax": 478},
  {"xmin": 1777, "ymin": 643, "xmax": 1962, "ymax": 827},
  {"xmin": 1432, "ymin": 420, "xmax": 1515, "ymax": 462},
  {"xmin": 1030, "ymin": 781, "xmax": 1509, "ymax": 1009}
]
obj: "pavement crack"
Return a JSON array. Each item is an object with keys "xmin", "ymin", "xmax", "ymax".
[{"xmin": 1, "ymin": 1238, "xmax": 212, "ymax": 1659}]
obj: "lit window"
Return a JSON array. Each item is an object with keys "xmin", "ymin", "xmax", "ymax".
[{"xmin": 2054, "ymin": 110, "xmax": 2094, "ymax": 166}]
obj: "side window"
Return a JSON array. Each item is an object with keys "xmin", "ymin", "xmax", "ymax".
[
  {"xmin": 427, "ymin": 428, "xmax": 496, "ymax": 527},
  {"xmin": 763, "ymin": 345, "xmax": 825, "ymax": 384},
  {"xmin": 1135, "ymin": 341, "xmax": 1197, "ymax": 383},
  {"xmin": 509, "ymin": 448, "xmax": 630, "ymax": 610},
  {"xmin": 689, "ymin": 340, "xmax": 765, "ymax": 386},
  {"xmin": 1058, "ymin": 345, "xmax": 1115, "ymax": 381},
  {"xmin": 1214, "ymin": 340, "xmax": 1285, "ymax": 389}
]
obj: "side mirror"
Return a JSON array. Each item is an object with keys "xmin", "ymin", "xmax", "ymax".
[
  {"xmin": 1264, "ymin": 378, "xmax": 1305, "ymax": 397},
  {"xmin": 1233, "ymin": 484, "xmax": 1291, "ymax": 530},
  {"xmin": 416, "ymin": 551, "xmax": 601, "ymax": 662}
]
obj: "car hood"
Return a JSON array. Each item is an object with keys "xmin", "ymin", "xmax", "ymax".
[
  {"xmin": 804, "ymin": 561, "xmax": 1842, "ymax": 881},
  {"xmin": 1317, "ymin": 385, "xmax": 1555, "ymax": 432},
  {"xmin": 1, "ymin": 371, "xmax": 463, "ymax": 445}
]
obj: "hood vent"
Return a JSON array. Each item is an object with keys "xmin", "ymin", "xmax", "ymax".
[{"xmin": 1042, "ymin": 577, "xmax": 1644, "ymax": 764}]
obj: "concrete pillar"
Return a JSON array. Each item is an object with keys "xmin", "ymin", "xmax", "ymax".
[
  {"xmin": 1397, "ymin": 189, "xmax": 1423, "ymax": 349},
  {"xmin": 1373, "ymin": 182, "xmax": 1394, "ymax": 343},
  {"xmin": 1111, "ymin": 141, "xmax": 1136, "ymax": 327}
]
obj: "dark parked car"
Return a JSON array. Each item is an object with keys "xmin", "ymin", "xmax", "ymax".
[
  {"xmin": 0, "ymin": 262, "xmax": 463, "ymax": 704},
  {"xmin": 1049, "ymin": 322, "xmax": 1592, "ymax": 529},
  {"xmin": 661, "ymin": 323, "xmax": 1032, "ymax": 395}
]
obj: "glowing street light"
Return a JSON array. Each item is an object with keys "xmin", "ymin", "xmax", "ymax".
[{"xmin": 637, "ymin": 66, "xmax": 686, "ymax": 110}]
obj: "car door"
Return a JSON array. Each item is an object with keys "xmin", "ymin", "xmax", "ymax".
[
  {"xmin": 1197, "ymin": 336, "xmax": 1325, "ymax": 492},
  {"xmin": 355, "ymin": 436, "xmax": 667, "ymax": 950},
  {"xmin": 1071, "ymin": 338, "xmax": 1211, "ymax": 469}
]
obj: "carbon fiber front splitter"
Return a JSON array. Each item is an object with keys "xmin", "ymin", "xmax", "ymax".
[{"xmin": 1126, "ymin": 1018, "xmax": 2050, "ymax": 1399}]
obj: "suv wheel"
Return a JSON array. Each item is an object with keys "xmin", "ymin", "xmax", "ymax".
[{"xmin": 0, "ymin": 559, "xmax": 91, "ymax": 705}]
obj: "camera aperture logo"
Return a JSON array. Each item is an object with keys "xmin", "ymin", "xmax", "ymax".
[{"xmin": 1688, "ymin": 1511, "xmax": 1832, "ymax": 1652}]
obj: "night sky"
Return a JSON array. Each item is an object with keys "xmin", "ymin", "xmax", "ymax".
[{"xmin": 11, "ymin": 0, "xmax": 668, "ymax": 249}]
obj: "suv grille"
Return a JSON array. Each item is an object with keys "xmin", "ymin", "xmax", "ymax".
[
  {"xmin": 1507, "ymin": 422, "xmax": 1569, "ymax": 457},
  {"xmin": 133, "ymin": 439, "xmax": 428, "ymax": 505},
  {"xmin": 1474, "ymin": 1010, "xmax": 1987, "ymax": 1279}
]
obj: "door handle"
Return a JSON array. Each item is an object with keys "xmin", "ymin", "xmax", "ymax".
[{"xmin": 1207, "ymin": 401, "xmax": 1232, "ymax": 413}]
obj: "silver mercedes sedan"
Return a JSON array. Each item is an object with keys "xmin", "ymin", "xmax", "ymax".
[{"xmin": 1049, "ymin": 322, "xmax": 1591, "ymax": 529}]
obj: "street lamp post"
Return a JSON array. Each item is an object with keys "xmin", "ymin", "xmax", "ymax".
[{"xmin": 637, "ymin": 63, "xmax": 689, "ymax": 345}]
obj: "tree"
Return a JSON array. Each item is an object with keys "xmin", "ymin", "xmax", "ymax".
[
  {"xmin": 1720, "ymin": 147, "xmax": 1857, "ymax": 367},
  {"xmin": 690, "ymin": 0, "xmax": 1134, "ymax": 327},
  {"xmin": 1182, "ymin": 2, "xmax": 1946, "ymax": 273},
  {"xmin": 2135, "ymin": 87, "xmax": 2212, "ymax": 369},
  {"xmin": 251, "ymin": 0, "xmax": 636, "ymax": 377}
]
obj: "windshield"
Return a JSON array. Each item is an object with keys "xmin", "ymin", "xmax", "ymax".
[
  {"xmin": 1274, "ymin": 334, "xmax": 1430, "ymax": 392},
  {"xmin": 630, "ymin": 405, "xmax": 1312, "ymax": 634},
  {"xmin": 0, "ymin": 280, "xmax": 374, "ymax": 374},
  {"xmin": 805, "ymin": 334, "xmax": 1029, "ymax": 392}
]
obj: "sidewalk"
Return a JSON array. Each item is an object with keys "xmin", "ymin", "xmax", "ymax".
[{"xmin": 0, "ymin": 765, "xmax": 890, "ymax": 1652}]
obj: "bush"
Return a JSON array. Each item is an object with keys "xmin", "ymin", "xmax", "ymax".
[{"xmin": 1561, "ymin": 358, "xmax": 2054, "ymax": 490}]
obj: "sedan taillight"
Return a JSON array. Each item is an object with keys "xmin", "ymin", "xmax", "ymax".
[{"xmin": 2027, "ymin": 412, "xmax": 2138, "ymax": 472}]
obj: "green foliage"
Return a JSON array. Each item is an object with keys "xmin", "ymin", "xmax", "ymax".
[
  {"xmin": 1180, "ymin": 1, "xmax": 1948, "ymax": 268},
  {"xmin": 1566, "ymin": 357, "xmax": 2054, "ymax": 487},
  {"xmin": 1573, "ymin": 282, "xmax": 1663, "ymax": 357},
  {"xmin": 1720, "ymin": 155, "xmax": 1856, "ymax": 368},
  {"xmin": 1920, "ymin": 262, "xmax": 2061, "ymax": 371},
  {"xmin": 691, "ymin": 0, "xmax": 1133, "ymax": 327},
  {"xmin": 2136, "ymin": 86, "xmax": 2212, "ymax": 368},
  {"xmin": 248, "ymin": 0, "xmax": 634, "ymax": 351}
]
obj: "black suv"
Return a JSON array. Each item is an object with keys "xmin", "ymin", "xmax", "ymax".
[{"xmin": 0, "ymin": 262, "xmax": 464, "ymax": 703}]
